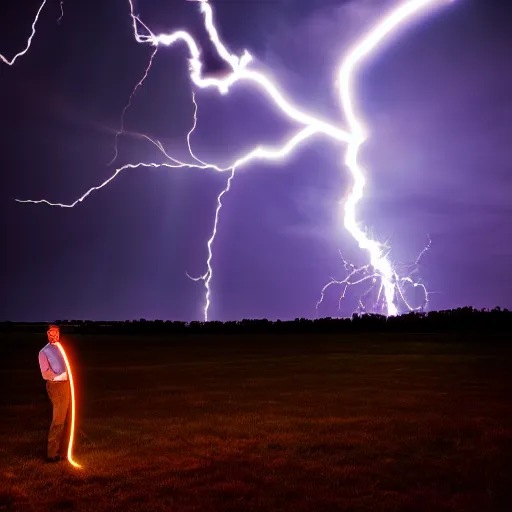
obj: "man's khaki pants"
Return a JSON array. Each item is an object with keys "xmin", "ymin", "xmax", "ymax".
[{"xmin": 46, "ymin": 381, "xmax": 70, "ymax": 459}]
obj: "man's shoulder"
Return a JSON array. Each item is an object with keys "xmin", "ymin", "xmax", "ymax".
[{"xmin": 39, "ymin": 343, "xmax": 51, "ymax": 355}]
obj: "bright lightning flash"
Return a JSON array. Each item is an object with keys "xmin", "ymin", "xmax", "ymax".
[{"xmin": 7, "ymin": 0, "xmax": 455, "ymax": 320}]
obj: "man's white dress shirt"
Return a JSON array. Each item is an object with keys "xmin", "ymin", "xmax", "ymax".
[{"xmin": 39, "ymin": 343, "xmax": 68, "ymax": 381}]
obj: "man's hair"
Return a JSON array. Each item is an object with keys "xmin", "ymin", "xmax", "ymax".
[{"xmin": 48, "ymin": 324, "xmax": 60, "ymax": 332}]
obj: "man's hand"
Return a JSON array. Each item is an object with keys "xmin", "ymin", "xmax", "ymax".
[{"xmin": 41, "ymin": 367, "xmax": 57, "ymax": 380}]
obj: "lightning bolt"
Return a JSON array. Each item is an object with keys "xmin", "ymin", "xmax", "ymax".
[
  {"xmin": 0, "ymin": 0, "xmax": 49, "ymax": 66},
  {"xmin": 337, "ymin": 0, "xmax": 449, "ymax": 316},
  {"xmin": 8, "ymin": 0, "xmax": 455, "ymax": 320},
  {"xmin": 108, "ymin": 47, "xmax": 159, "ymax": 166},
  {"xmin": 57, "ymin": 1, "xmax": 64, "ymax": 25}
]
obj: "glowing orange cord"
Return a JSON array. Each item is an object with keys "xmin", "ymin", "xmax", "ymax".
[{"xmin": 54, "ymin": 341, "xmax": 81, "ymax": 468}]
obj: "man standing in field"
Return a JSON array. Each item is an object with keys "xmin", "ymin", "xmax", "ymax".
[{"xmin": 38, "ymin": 324, "xmax": 70, "ymax": 462}]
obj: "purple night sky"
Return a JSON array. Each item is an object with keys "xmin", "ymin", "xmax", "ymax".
[{"xmin": 0, "ymin": 0, "xmax": 511, "ymax": 322}]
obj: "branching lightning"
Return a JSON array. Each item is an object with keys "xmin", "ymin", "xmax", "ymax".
[
  {"xmin": 6, "ymin": 0, "xmax": 455, "ymax": 320},
  {"xmin": 0, "ymin": 0, "xmax": 49, "ymax": 66},
  {"xmin": 317, "ymin": 252, "xmax": 378, "ymax": 314},
  {"xmin": 109, "ymin": 47, "xmax": 159, "ymax": 166},
  {"xmin": 316, "ymin": 236, "xmax": 431, "ymax": 316}
]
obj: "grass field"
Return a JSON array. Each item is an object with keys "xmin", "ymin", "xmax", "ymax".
[{"xmin": 1, "ymin": 332, "xmax": 512, "ymax": 511}]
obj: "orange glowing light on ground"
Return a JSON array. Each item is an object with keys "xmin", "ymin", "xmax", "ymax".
[{"xmin": 54, "ymin": 341, "xmax": 81, "ymax": 468}]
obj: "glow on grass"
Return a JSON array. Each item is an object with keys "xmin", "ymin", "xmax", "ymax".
[{"xmin": 54, "ymin": 341, "xmax": 81, "ymax": 468}]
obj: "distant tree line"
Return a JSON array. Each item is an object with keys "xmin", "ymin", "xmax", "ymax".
[{"xmin": 1, "ymin": 307, "xmax": 511, "ymax": 335}]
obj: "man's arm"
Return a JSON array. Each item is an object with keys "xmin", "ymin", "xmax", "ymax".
[{"xmin": 38, "ymin": 351, "xmax": 57, "ymax": 381}]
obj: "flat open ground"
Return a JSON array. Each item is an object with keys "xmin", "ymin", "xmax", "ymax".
[{"xmin": 1, "ymin": 333, "xmax": 512, "ymax": 511}]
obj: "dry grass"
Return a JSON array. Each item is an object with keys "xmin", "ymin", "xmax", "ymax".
[{"xmin": 1, "ymin": 333, "xmax": 512, "ymax": 511}]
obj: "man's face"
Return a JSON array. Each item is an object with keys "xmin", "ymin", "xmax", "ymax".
[{"xmin": 47, "ymin": 327, "xmax": 60, "ymax": 344}]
